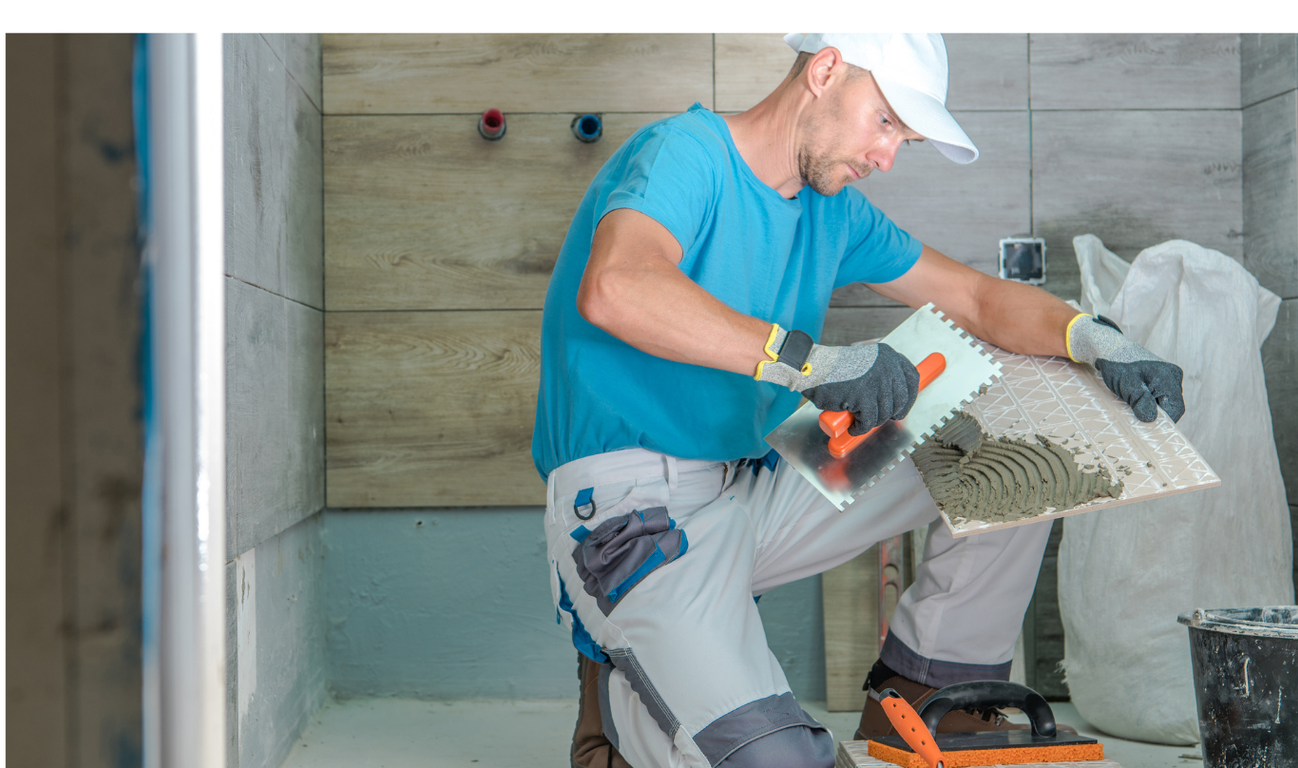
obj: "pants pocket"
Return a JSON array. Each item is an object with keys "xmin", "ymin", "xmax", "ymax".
[{"xmin": 572, "ymin": 506, "xmax": 688, "ymax": 616}]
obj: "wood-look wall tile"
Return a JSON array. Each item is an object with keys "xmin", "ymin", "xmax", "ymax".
[
  {"xmin": 322, "ymin": 34, "xmax": 712, "ymax": 115},
  {"xmin": 1242, "ymin": 34, "xmax": 1298, "ymax": 108},
  {"xmin": 1262, "ymin": 298, "xmax": 1298, "ymax": 509},
  {"xmin": 325, "ymin": 311, "xmax": 545, "ymax": 507},
  {"xmin": 832, "ymin": 110, "xmax": 1031, "ymax": 307},
  {"xmin": 262, "ymin": 33, "xmax": 323, "ymax": 113},
  {"xmin": 1031, "ymin": 110, "xmax": 1243, "ymax": 303},
  {"xmin": 227, "ymin": 279, "xmax": 325, "ymax": 558},
  {"xmin": 226, "ymin": 34, "xmax": 325, "ymax": 310},
  {"xmin": 324, "ymin": 112, "xmax": 667, "ymax": 311},
  {"xmin": 1030, "ymin": 34, "xmax": 1240, "ymax": 110},
  {"xmin": 715, "ymin": 34, "xmax": 1027, "ymax": 113},
  {"xmin": 715, "ymin": 34, "xmax": 795, "ymax": 113},
  {"xmin": 1243, "ymin": 90, "xmax": 1298, "ymax": 299},
  {"xmin": 945, "ymin": 34, "xmax": 1028, "ymax": 111}
]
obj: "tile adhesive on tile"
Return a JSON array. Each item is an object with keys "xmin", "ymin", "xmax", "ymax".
[{"xmin": 912, "ymin": 411, "xmax": 1124, "ymax": 526}]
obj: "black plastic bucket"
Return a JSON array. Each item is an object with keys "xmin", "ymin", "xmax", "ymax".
[{"xmin": 1178, "ymin": 607, "xmax": 1298, "ymax": 767}]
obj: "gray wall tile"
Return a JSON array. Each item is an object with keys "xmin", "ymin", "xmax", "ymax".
[
  {"xmin": 225, "ymin": 34, "xmax": 324, "ymax": 310},
  {"xmin": 1032, "ymin": 110, "xmax": 1243, "ymax": 302},
  {"xmin": 262, "ymin": 34, "xmax": 322, "ymax": 114},
  {"xmin": 1263, "ymin": 298, "xmax": 1298, "ymax": 510},
  {"xmin": 236, "ymin": 515, "xmax": 328, "ymax": 768},
  {"xmin": 946, "ymin": 34, "xmax": 1029, "ymax": 111},
  {"xmin": 1243, "ymin": 90, "xmax": 1298, "ymax": 299},
  {"xmin": 1241, "ymin": 34, "xmax": 1298, "ymax": 108},
  {"xmin": 833, "ymin": 110, "xmax": 1031, "ymax": 308},
  {"xmin": 1030, "ymin": 34, "xmax": 1241, "ymax": 110},
  {"xmin": 226, "ymin": 278, "xmax": 325, "ymax": 560}
]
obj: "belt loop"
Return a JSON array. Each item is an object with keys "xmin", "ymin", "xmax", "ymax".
[
  {"xmin": 663, "ymin": 454, "xmax": 678, "ymax": 492},
  {"xmin": 545, "ymin": 473, "xmax": 556, "ymax": 523}
]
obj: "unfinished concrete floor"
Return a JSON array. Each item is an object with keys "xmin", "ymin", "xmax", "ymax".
[{"xmin": 278, "ymin": 697, "xmax": 1203, "ymax": 768}]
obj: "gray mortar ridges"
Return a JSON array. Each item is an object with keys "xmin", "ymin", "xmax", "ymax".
[{"xmin": 912, "ymin": 411, "xmax": 1125, "ymax": 525}]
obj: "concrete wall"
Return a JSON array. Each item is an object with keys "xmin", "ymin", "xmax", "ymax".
[
  {"xmin": 6, "ymin": 34, "xmax": 144, "ymax": 768},
  {"xmin": 323, "ymin": 509, "xmax": 827, "ymax": 700},
  {"xmin": 1242, "ymin": 34, "xmax": 1298, "ymax": 589},
  {"xmin": 223, "ymin": 33, "xmax": 326, "ymax": 768}
]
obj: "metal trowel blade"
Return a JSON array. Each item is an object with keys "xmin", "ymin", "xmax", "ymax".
[{"xmin": 764, "ymin": 303, "xmax": 1003, "ymax": 511}]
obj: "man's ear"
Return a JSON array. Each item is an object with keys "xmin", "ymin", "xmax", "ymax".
[{"xmin": 804, "ymin": 46, "xmax": 847, "ymax": 98}]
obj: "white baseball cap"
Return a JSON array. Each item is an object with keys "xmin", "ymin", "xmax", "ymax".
[{"xmin": 784, "ymin": 33, "xmax": 978, "ymax": 164}]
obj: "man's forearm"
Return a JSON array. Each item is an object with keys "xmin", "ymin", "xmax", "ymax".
[
  {"xmin": 576, "ymin": 210, "xmax": 772, "ymax": 376},
  {"xmin": 965, "ymin": 274, "xmax": 1078, "ymax": 358}
]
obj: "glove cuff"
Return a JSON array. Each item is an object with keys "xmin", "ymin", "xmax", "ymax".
[
  {"xmin": 755, "ymin": 326, "xmax": 817, "ymax": 389},
  {"xmin": 753, "ymin": 324, "xmax": 786, "ymax": 380},
  {"xmin": 1064, "ymin": 313, "xmax": 1092, "ymax": 363}
]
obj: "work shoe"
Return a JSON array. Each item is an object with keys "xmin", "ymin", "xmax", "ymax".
[
  {"xmin": 855, "ymin": 662, "xmax": 1077, "ymax": 741},
  {"xmin": 572, "ymin": 653, "xmax": 632, "ymax": 768}
]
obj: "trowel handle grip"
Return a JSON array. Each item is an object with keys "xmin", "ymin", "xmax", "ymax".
[
  {"xmin": 877, "ymin": 689, "xmax": 946, "ymax": 768},
  {"xmin": 819, "ymin": 352, "xmax": 947, "ymax": 440}
]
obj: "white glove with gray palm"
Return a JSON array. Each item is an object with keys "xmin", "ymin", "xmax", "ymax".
[{"xmin": 756, "ymin": 325, "xmax": 920, "ymax": 435}]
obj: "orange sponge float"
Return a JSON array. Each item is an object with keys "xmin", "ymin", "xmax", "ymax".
[{"xmin": 868, "ymin": 734, "xmax": 1105, "ymax": 767}]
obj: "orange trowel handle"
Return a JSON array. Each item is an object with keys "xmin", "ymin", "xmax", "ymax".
[
  {"xmin": 819, "ymin": 352, "xmax": 946, "ymax": 459},
  {"xmin": 877, "ymin": 691, "xmax": 946, "ymax": 768}
]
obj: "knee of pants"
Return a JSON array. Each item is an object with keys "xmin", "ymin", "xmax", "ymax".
[{"xmin": 718, "ymin": 725, "xmax": 834, "ymax": 768}]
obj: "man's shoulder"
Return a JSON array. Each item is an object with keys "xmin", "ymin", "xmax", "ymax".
[{"xmin": 626, "ymin": 105, "xmax": 729, "ymax": 162}]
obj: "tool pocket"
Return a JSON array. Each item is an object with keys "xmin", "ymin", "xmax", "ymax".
[{"xmin": 572, "ymin": 505, "xmax": 688, "ymax": 616}]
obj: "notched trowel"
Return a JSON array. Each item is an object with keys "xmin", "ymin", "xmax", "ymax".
[{"xmin": 765, "ymin": 303, "xmax": 1002, "ymax": 511}]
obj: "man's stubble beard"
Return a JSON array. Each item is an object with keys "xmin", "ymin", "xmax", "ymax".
[{"xmin": 797, "ymin": 146, "xmax": 870, "ymax": 196}]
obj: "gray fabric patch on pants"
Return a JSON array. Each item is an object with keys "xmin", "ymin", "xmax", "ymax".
[
  {"xmin": 573, "ymin": 506, "xmax": 686, "ymax": 615},
  {"xmin": 694, "ymin": 692, "xmax": 831, "ymax": 767},
  {"xmin": 607, "ymin": 647, "xmax": 680, "ymax": 739},
  {"xmin": 597, "ymin": 660, "xmax": 618, "ymax": 751}
]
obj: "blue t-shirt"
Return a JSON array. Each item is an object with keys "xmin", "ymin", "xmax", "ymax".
[{"xmin": 531, "ymin": 103, "xmax": 921, "ymax": 479}]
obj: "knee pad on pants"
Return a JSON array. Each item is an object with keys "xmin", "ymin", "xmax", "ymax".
[{"xmin": 718, "ymin": 724, "xmax": 833, "ymax": 768}]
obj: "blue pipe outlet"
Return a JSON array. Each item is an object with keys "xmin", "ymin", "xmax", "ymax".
[{"xmin": 572, "ymin": 114, "xmax": 602, "ymax": 143}]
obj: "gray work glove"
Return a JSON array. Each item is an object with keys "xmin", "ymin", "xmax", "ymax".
[
  {"xmin": 756, "ymin": 325, "xmax": 920, "ymax": 435},
  {"xmin": 1067, "ymin": 314, "xmax": 1186, "ymax": 423}
]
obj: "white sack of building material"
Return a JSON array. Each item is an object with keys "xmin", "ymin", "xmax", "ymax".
[{"xmin": 1058, "ymin": 235, "xmax": 1293, "ymax": 745}]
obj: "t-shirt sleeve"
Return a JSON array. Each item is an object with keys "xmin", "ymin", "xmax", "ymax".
[
  {"xmin": 834, "ymin": 188, "xmax": 923, "ymax": 287},
  {"xmin": 598, "ymin": 125, "xmax": 717, "ymax": 257}
]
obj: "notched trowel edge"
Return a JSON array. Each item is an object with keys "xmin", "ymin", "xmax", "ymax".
[{"xmin": 764, "ymin": 303, "xmax": 1003, "ymax": 511}]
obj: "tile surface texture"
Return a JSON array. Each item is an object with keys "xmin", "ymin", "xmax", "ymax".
[
  {"xmin": 229, "ymin": 515, "xmax": 328, "ymax": 768},
  {"xmin": 224, "ymin": 32, "xmax": 327, "ymax": 768},
  {"xmin": 1263, "ymin": 299, "xmax": 1298, "ymax": 512},
  {"xmin": 1031, "ymin": 109, "xmax": 1242, "ymax": 303},
  {"xmin": 225, "ymin": 34, "xmax": 324, "ymax": 310},
  {"xmin": 834, "ymin": 110, "xmax": 1031, "ymax": 308},
  {"xmin": 325, "ymin": 311, "xmax": 545, "ymax": 508},
  {"xmin": 226, "ymin": 278, "xmax": 325, "ymax": 558},
  {"xmin": 322, "ymin": 34, "xmax": 712, "ymax": 114},
  {"xmin": 1243, "ymin": 89, "xmax": 1298, "ymax": 300},
  {"xmin": 1030, "ymin": 34, "xmax": 1240, "ymax": 109},
  {"xmin": 955, "ymin": 345, "xmax": 1219, "ymax": 536},
  {"xmin": 1241, "ymin": 33, "xmax": 1298, "ymax": 108},
  {"xmin": 323, "ymin": 113, "xmax": 667, "ymax": 311},
  {"xmin": 713, "ymin": 34, "xmax": 1027, "ymax": 114}
]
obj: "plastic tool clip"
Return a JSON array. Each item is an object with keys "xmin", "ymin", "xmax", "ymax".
[{"xmin": 819, "ymin": 352, "xmax": 946, "ymax": 458}]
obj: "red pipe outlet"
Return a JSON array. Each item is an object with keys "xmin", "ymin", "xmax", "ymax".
[{"xmin": 478, "ymin": 108, "xmax": 506, "ymax": 140}]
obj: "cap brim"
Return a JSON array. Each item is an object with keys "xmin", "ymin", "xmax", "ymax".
[{"xmin": 873, "ymin": 74, "xmax": 979, "ymax": 164}]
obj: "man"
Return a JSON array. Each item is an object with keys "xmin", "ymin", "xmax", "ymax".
[{"xmin": 532, "ymin": 33, "xmax": 1185, "ymax": 768}]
